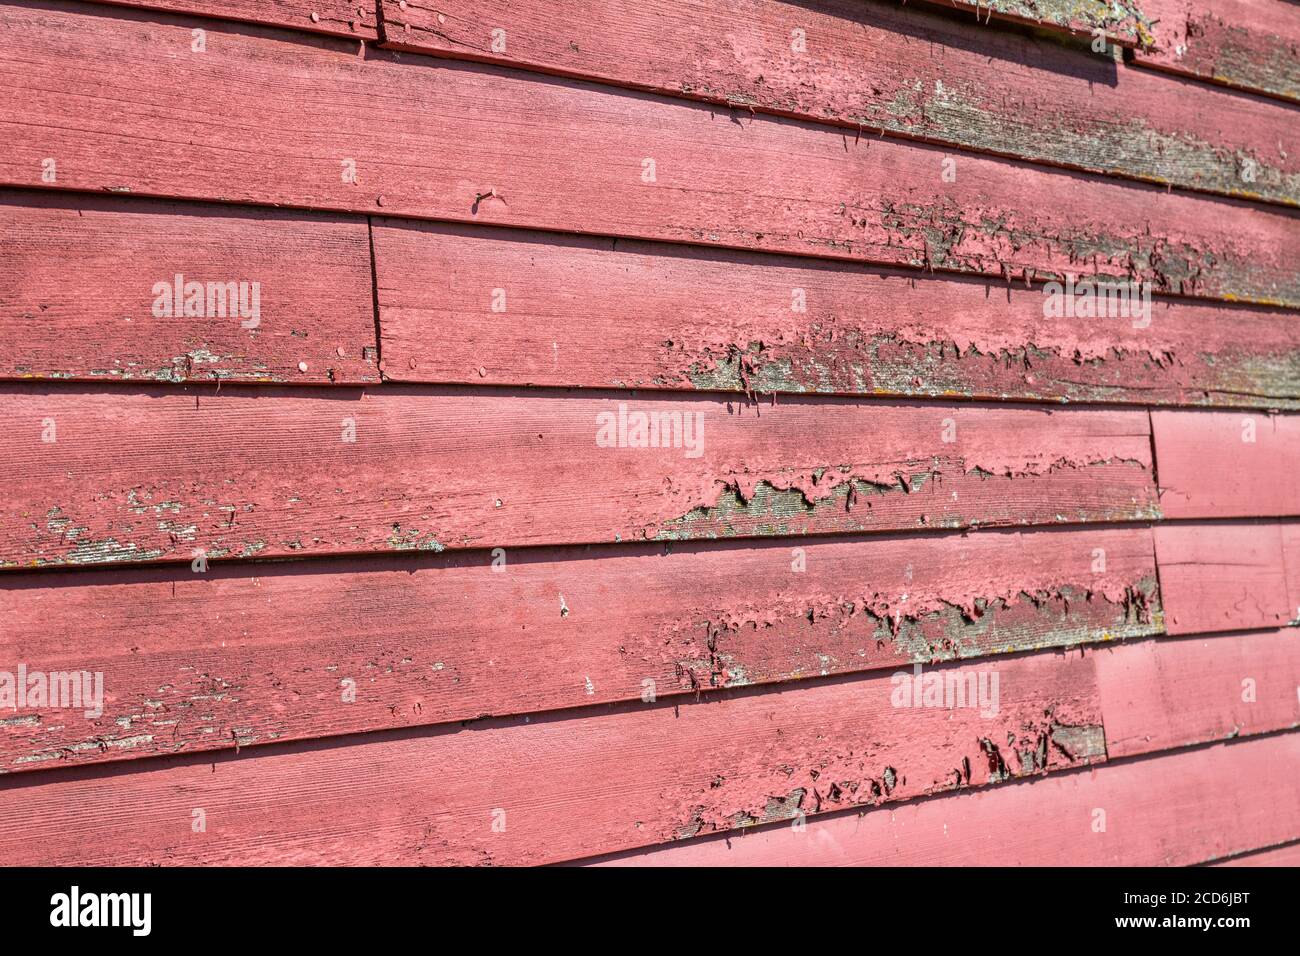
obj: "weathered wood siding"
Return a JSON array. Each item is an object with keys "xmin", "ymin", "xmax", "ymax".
[
  {"xmin": 0, "ymin": 0, "xmax": 1295, "ymax": 867},
  {"xmin": 1135, "ymin": 0, "xmax": 1300, "ymax": 103},
  {"xmin": 377, "ymin": 0, "xmax": 1300, "ymax": 205}
]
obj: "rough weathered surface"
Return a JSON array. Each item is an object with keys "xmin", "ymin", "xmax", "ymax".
[
  {"xmin": 912, "ymin": 0, "xmax": 1153, "ymax": 45},
  {"xmin": 376, "ymin": 221, "xmax": 1300, "ymax": 407},
  {"xmin": 1154, "ymin": 523, "xmax": 1300, "ymax": 635},
  {"xmin": 0, "ymin": 526, "xmax": 1159, "ymax": 772},
  {"xmin": 0, "ymin": 385, "xmax": 1158, "ymax": 569},
  {"xmin": 89, "ymin": 0, "xmax": 377, "ymax": 38},
  {"xmin": 0, "ymin": 192, "xmax": 378, "ymax": 384},
  {"xmin": 1152, "ymin": 410, "xmax": 1300, "ymax": 517},
  {"xmin": 0, "ymin": 650, "xmax": 1105, "ymax": 865},
  {"xmin": 1137, "ymin": 0, "xmax": 1300, "ymax": 103},
  {"xmin": 591, "ymin": 732, "xmax": 1300, "ymax": 865},
  {"xmin": 378, "ymin": 0, "xmax": 1300, "ymax": 206},
  {"xmin": 1096, "ymin": 629, "xmax": 1300, "ymax": 757},
  {"xmin": 1, "ymin": 0, "xmax": 1295, "ymax": 872},
  {"xmin": 4, "ymin": 3, "xmax": 1300, "ymax": 305}
]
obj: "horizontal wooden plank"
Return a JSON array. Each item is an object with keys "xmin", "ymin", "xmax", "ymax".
[
  {"xmin": 376, "ymin": 221, "xmax": 1300, "ymax": 407},
  {"xmin": 1096, "ymin": 629, "xmax": 1300, "ymax": 757},
  {"xmin": 1211, "ymin": 840, "xmax": 1300, "ymax": 866},
  {"xmin": 1153, "ymin": 410, "xmax": 1300, "ymax": 518},
  {"xmin": 0, "ymin": 192, "xmax": 378, "ymax": 384},
  {"xmin": 1154, "ymin": 523, "xmax": 1300, "ymax": 635},
  {"xmin": 0, "ymin": 650, "xmax": 1106, "ymax": 864},
  {"xmin": 4, "ymin": 3, "xmax": 1299, "ymax": 306},
  {"xmin": 913, "ymin": 0, "xmax": 1152, "ymax": 46},
  {"xmin": 377, "ymin": 0, "xmax": 1300, "ymax": 207},
  {"xmin": 88, "ymin": 0, "xmax": 377, "ymax": 38},
  {"xmin": 1135, "ymin": 0, "xmax": 1300, "ymax": 103},
  {"xmin": 591, "ymin": 731, "xmax": 1300, "ymax": 865},
  {"xmin": 0, "ymin": 385, "xmax": 1158, "ymax": 569},
  {"xmin": 0, "ymin": 526, "xmax": 1159, "ymax": 773}
]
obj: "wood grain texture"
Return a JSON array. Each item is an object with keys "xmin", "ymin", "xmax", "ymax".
[
  {"xmin": 376, "ymin": 221, "xmax": 1300, "ymax": 407},
  {"xmin": 1153, "ymin": 410, "xmax": 1300, "ymax": 518},
  {"xmin": 0, "ymin": 526, "xmax": 1159, "ymax": 773},
  {"xmin": 0, "ymin": 385, "xmax": 1158, "ymax": 569},
  {"xmin": 0, "ymin": 192, "xmax": 378, "ymax": 384},
  {"xmin": 592, "ymin": 732, "xmax": 1300, "ymax": 865},
  {"xmin": 1154, "ymin": 523, "xmax": 1300, "ymax": 635},
  {"xmin": 5, "ymin": 3, "xmax": 1300, "ymax": 306},
  {"xmin": 911, "ymin": 0, "xmax": 1152, "ymax": 45},
  {"xmin": 89, "ymin": 0, "xmax": 377, "ymax": 38},
  {"xmin": 0, "ymin": 650, "xmax": 1105, "ymax": 865},
  {"xmin": 1096, "ymin": 629, "xmax": 1300, "ymax": 757},
  {"xmin": 377, "ymin": 0, "xmax": 1300, "ymax": 207},
  {"xmin": 1136, "ymin": 0, "xmax": 1300, "ymax": 103}
]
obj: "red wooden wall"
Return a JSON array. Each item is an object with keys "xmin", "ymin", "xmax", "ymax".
[{"xmin": 0, "ymin": 0, "xmax": 1297, "ymax": 866}]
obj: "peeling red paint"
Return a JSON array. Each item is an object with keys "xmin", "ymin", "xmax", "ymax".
[
  {"xmin": 910, "ymin": 0, "xmax": 1153, "ymax": 46},
  {"xmin": 595, "ymin": 732, "xmax": 1300, "ymax": 866},
  {"xmin": 0, "ymin": 386, "xmax": 1157, "ymax": 569},
  {"xmin": 378, "ymin": 222, "xmax": 1300, "ymax": 406},
  {"xmin": 0, "ymin": 650, "xmax": 1106, "ymax": 865},
  {"xmin": 0, "ymin": 526, "xmax": 1158, "ymax": 771},
  {"xmin": 378, "ymin": 0, "xmax": 1298, "ymax": 205},
  {"xmin": 1138, "ymin": 0, "xmax": 1300, "ymax": 103},
  {"xmin": 3, "ymin": 3, "xmax": 1298, "ymax": 305},
  {"xmin": 0, "ymin": 0, "xmax": 1295, "ymax": 872}
]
